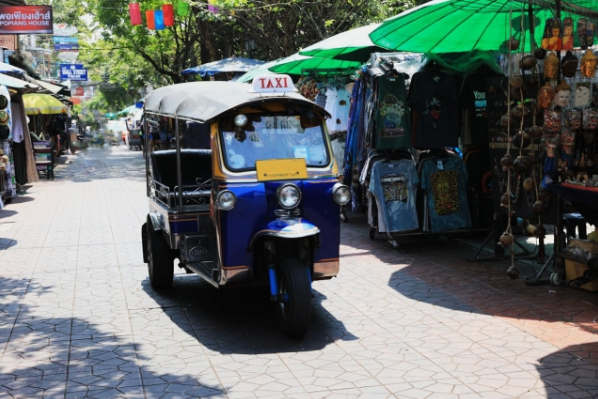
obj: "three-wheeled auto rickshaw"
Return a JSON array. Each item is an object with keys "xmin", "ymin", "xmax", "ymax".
[{"xmin": 141, "ymin": 75, "xmax": 350, "ymax": 337}]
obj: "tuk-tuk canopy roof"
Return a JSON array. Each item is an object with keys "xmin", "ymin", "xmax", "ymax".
[{"xmin": 144, "ymin": 81, "xmax": 327, "ymax": 123}]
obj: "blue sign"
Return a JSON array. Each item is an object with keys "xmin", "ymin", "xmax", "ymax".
[
  {"xmin": 54, "ymin": 43, "xmax": 78, "ymax": 51},
  {"xmin": 53, "ymin": 36, "xmax": 78, "ymax": 44},
  {"xmin": 60, "ymin": 63, "xmax": 87, "ymax": 81}
]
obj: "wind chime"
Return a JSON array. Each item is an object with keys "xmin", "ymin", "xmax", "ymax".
[{"xmin": 499, "ymin": 3, "xmax": 551, "ymax": 279}]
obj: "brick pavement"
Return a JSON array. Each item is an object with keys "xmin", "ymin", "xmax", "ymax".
[{"xmin": 0, "ymin": 145, "xmax": 596, "ymax": 398}]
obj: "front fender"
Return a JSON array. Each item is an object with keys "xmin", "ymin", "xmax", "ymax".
[{"xmin": 247, "ymin": 217, "xmax": 320, "ymax": 251}]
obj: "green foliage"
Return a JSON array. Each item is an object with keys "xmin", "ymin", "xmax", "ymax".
[{"xmin": 47, "ymin": 0, "xmax": 420, "ymax": 112}]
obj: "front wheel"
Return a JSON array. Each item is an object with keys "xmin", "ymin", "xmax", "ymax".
[
  {"xmin": 146, "ymin": 216, "xmax": 174, "ymax": 290},
  {"xmin": 275, "ymin": 258, "xmax": 312, "ymax": 338}
]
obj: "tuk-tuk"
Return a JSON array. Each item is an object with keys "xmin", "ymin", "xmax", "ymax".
[{"xmin": 141, "ymin": 75, "xmax": 351, "ymax": 337}]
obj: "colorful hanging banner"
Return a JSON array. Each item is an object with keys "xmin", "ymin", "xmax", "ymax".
[
  {"xmin": 163, "ymin": 4, "xmax": 174, "ymax": 26},
  {"xmin": 208, "ymin": 0, "xmax": 219, "ymax": 14},
  {"xmin": 146, "ymin": 10, "xmax": 155, "ymax": 29},
  {"xmin": 175, "ymin": 0, "xmax": 189, "ymax": 17},
  {"xmin": 129, "ymin": 3, "xmax": 141, "ymax": 26},
  {"xmin": 154, "ymin": 10, "xmax": 164, "ymax": 30}
]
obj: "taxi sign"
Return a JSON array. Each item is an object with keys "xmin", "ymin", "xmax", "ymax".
[{"xmin": 252, "ymin": 74, "xmax": 296, "ymax": 94}]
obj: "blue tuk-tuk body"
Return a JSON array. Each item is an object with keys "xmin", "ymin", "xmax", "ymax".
[{"xmin": 141, "ymin": 77, "xmax": 350, "ymax": 337}]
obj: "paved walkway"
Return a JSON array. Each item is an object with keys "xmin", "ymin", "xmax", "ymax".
[{"xmin": 0, "ymin": 145, "xmax": 596, "ymax": 398}]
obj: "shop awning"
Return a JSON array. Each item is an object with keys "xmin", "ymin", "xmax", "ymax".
[
  {"xmin": 23, "ymin": 75, "xmax": 63, "ymax": 94},
  {"xmin": 0, "ymin": 73, "xmax": 39, "ymax": 91},
  {"xmin": 23, "ymin": 93, "xmax": 68, "ymax": 115},
  {"xmin": 181, "ymin": 57, "xmax": 266, "ymax": 77},
  {"xmin": 0, "ymin": 62, "xmax": 26, "ymax": 75}
]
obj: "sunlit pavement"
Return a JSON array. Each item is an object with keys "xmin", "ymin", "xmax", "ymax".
[{"xmin": 0, "ymin": 145, "xmax": 596, "ymax": 399}]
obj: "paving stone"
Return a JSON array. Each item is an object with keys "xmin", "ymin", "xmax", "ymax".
[{"xmin": 0, "ymin": 146, "xmax": 598, "ymax": 399}]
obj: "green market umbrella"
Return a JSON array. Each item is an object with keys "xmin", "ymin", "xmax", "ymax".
[
  {"xmin": 269, "ymin": 53, "xmax": 362, "ymax": 76},
  {"xmin": 235, "ymin": 59, "xmax": 284, "ymax": 83},
  {"xmin": 116, "ymin": 105, "xmax": 138, "ymax": 116},
  {"xmin": 299, "ymin": 23, "xmax": 390, "ymax": 61},
  {"xmin": 369, "ymin": 0, "xmax": 590, "ymax": 54}
]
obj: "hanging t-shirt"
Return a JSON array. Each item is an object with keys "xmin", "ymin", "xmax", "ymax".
[
  {"xmin": 375, "ymin": 75, "xmax": 411, "ymax": 150},
  {"xmin": 420, "ymin": 156, "xmax": 471, "ymax": 233},
  {"xmin": 369, "ymin": 159, "xmax": 419, "ymax": 233},
  {"xmin": 325, "ymin": 88, "xmax": 351, "ymax": 133},
  {"xmin": 10, "ymin": 102, "xmax": 24, "ymax": 143},
  {"xmin": 409, "ymin": 70, "xmax": 460, "ymax": 149},
  {"xmin": 461, "ymin": 70, "xmax": 500, "ymax": 146}
]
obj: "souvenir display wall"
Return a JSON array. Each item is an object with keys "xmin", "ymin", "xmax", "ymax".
[{"xmin": 481, "ymin": 14, "xmax": 598, "ymax": 278}]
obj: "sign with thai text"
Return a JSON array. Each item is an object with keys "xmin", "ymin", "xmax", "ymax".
[
  {"xmin": 60, "ymin": 64, "xmax": 87, "ymax": 81},
  {"xmin": 0, "ymin": 6, "xmax": 53, "ymax": 34}
]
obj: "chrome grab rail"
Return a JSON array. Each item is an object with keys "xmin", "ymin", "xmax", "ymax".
[{"xmin": 150, "ymin": 178, "xmax": 211, "ymax": 209}]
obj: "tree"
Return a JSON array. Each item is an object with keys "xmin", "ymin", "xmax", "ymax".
[
  {"xmin": 47, "ymin": 0, "xmax": 419, "ymax": 101},
  {"xmin": 205, "ymin": 0, "xmax": 418, "ymax": 60}
]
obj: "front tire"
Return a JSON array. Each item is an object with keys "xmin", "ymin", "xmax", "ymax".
[
  {"xmin": 146, "ymin": 216, "xmax": 174, "ymax": 290},
  {"xmin": 275, "ymin": 258, "xmax": 312, "ymax": 338}
]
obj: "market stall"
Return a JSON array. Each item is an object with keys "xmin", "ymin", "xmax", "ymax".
[
  {"xmin": 0, "ymin": 74, "xmax": 39, "ymax": 208},
  {"xmin": 336, "ymin": 0, "xmax": 598, "ymax": 285},
  {"xmin": 23, "ymin": 93, "xmax": 69, "ymax": 179}
]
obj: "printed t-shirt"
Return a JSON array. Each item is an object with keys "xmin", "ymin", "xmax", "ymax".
[
  {"xmin": 369, "ymin": 159, "xmax": 419, "ymax": 233},
  {"xmin": 420, "ymin": 156, "xmax": 471, "ymax": 233},
  {"xmin": 409, "ymin": 70, "xmax": 459, "ymax": 149},
  {"xmin": 325, "ymin": 88, "xmax": 351, "ymax": 133},
  {"xmin": 375, "ymin": 75, "xmax": 411, "ymax": 150},
  {"xmin": 461, "ymin": 71, "xmax": 499, "ymax": 146}
]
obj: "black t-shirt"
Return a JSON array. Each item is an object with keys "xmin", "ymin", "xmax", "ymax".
[
  {"xmin": 461, "ymin": 71, "xmax": 500, "ymax": 146},
  {"xmin": 408, "ymin": 70, "xmax": 459, "ymax": 149}
]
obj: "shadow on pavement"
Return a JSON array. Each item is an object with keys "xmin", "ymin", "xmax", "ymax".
[
  {"xmin": 0, "ymin": 276, "xmax": 226, "ymax": 398},
  {"xmin": 0, "ymin": 210, "xmax": 17, "ymax": 219},
  {"xmin": 54, "ymin": 146, "xmax": 146, "ymax": 184},
  {"xmin": 337, "ymin": 212, "xmax": 598, "ymax": 361},
  {"xmin": 141, "ymin": 276, "xmax": 358, "ymax": 355},
  {"xmin": 537, "ymin": 342, "xmax": 598, "ymax": 398}
]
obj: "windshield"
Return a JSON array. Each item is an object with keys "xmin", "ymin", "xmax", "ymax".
[{"xmin": 220, "ymin": 115, "xmax": 330, "ymax": 171}]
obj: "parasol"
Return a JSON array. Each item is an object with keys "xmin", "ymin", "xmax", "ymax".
[
  {"xmin": 23, "ymin": 93, "xmax": 68, "ymax": 115},
  {"xmin": 299, "ymin": 23, "xmax": 390, "ymax": 61},
  {"xmin": 369, "ymin": 0, "xmax": 589, "ymax": 54},
  {"xmin": 268, "ymin": 53, "xmax": 362, "ymax": 76}
]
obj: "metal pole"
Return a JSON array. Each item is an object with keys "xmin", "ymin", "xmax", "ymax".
[
  {"xmin": 528, "ymin": 2, "xmax": 535, "ymax": 54},
  {"xmin": 144, "ymin": 116, "xmax": 150, "ymax": 197},
  {"xmin": 175, "ymin": 118, "xmax": 183, "ymax": 213}
]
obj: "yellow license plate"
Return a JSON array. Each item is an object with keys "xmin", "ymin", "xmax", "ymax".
[{"xmin": 256, "ymin": 159, "xmax": 308, "ymax": 181}]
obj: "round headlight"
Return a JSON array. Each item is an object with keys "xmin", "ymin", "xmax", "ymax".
[
  {"xmin": 277, "ymin": 184, "xmax": 301, "ymax": 209},
  {"xmin": 332, "ymin": 183, "xmax": 351, "ymax": 205},
  {"xmin": 216, "ymin": 190, "xmax": 236, "ymax": 210},
  {"xmin": 234, "ymin": 114, "xmax": 248, "ymax": 127}
]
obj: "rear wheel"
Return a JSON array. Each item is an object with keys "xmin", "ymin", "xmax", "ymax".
[
  {"xmin": 275, "ymin": 258, "xmax": 312, "ymax": 338},
  {"xmin": 146, "ymin": 216, "xmax": 174, "ymax": 290}
]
